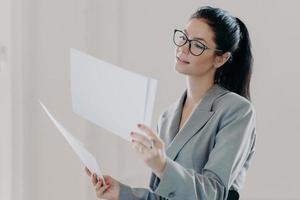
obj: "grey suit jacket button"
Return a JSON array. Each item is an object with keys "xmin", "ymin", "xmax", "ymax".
[{"xmin": 168, "ymin": 192, "xmax": 175, "ymax": 198}]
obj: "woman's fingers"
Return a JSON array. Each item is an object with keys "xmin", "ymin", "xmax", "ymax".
[
  {"xmin": 132, "ymin": 139, "xmax": 150, "ymax": 154},
  {"xmin": 96, "ymin": 182, "xmax": 109, "ymax": 192},
  {"xmin": 95, "ymin": 180, "xmax": 103, "ymax": 190},
  {"xmin": 86, "ymin": 169, "xmax": 104, "ymax": 188},
  {"xmin": 130, "ymin": 132, "xmax": 152, "ymax": 148},
  {"xmin": 136, "ymin": 124, "xmax": 163, "ymax": 149},
  {"xmin": 85, "ymin": 167, "xmax": 91, "ymax": 177},
  {"xmin": 91, "ymin": 173, "xmax": 99, "ymax": 186},
  {"xmin": 96, "ymin": 185, "xmax": 110, "ymax": 197},
  {"xmin": 95, "ymin": 180, "xmax": 110, "ymax": 197},
  {"xmin": 137, "ymin": 124, "xmax": 156, "ymax": 138},
  {"xmin": 86, "ymin": 172, "xmax": 115, "ymax": 198}
]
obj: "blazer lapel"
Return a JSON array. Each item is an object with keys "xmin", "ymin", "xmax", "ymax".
[
  {"xmin": 165, "ymin": 84, "xmax": 229, "ymax": 160},
  {"xmin": 159, "ymin": 90, "xmax": 187, "ymax": 147}
]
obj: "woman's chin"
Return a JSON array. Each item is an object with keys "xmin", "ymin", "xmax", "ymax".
[{"xmin": 174, "ymin": 64, "xmax": 190, "ymax": 74}]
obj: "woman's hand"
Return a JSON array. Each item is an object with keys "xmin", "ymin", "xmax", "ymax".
[
  {"xmin": 85, "ymin": 167, "xmax": 120, "ymax": 200},
  {"xmin": 129, "ymin": 123, "xmax": 167, "ymax": 178}
]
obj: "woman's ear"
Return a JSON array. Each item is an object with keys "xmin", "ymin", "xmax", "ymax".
[{"xmin": 214, "ymin": 52, "xmax": 231, "ymax": 69}]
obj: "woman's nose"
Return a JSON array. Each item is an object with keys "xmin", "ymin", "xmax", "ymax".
[{"xmin": 178, "ymin": 42, "xmax": 190, "ymax": 55}]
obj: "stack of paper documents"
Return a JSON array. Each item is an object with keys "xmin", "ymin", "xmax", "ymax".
[{"xmin": 70, "ymin": 49, "xmax": 157, "ymax": 141}]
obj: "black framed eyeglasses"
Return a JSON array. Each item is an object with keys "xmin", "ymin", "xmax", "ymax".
[{"xmin": 173, "ymin": 29, "xmax": 223, "ymax": 56}]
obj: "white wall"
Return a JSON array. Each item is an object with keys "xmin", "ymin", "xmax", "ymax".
[
  {"xmin": 3, "ymin": 0, "xmax": 300, "ymax": 200},
  {"xmin": 0, "ymin": 0, "xmax": 12, "ymax": 199}
]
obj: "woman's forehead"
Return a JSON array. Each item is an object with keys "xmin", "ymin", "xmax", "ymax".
[{"xmin": 184, "ymin": 18, "xmax": 215, "ymax": 45}]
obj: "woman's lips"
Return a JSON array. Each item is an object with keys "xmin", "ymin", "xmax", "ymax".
[{"xmin": 176, "ymin": 56, "xmax": 190, "ymax": 64}]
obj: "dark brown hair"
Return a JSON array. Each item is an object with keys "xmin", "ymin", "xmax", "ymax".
[{"xmin": 191, "ymin": 6, "xmax": 253, "ymax": 100}]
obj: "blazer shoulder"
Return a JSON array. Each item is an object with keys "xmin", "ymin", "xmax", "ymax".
[
  {"xmin": 213, "ymin": 92, "xmax": 256, "ymax": 136},
  {"xmin": 213, "ymin": 91, "xmax": 256, "ymax": 116}
]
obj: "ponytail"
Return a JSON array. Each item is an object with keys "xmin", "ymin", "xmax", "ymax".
[
  {"xmin": 191, "ymin": 7, "xmax": 253, "ymax": 101},
  {"xmin": 214, "ymin": 17, "xmax": 253, "ymax": 100}
]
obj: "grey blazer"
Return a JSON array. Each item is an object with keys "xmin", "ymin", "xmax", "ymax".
[{"xmin": 119, "ymin": 84, "xmax": 256, "ymax": 200}]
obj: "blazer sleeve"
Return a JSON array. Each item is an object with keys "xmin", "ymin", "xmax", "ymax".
[
  {"xmin": 119, "ymin": 184, "xmax": 161, "ymax": 200},
  {"xmin": 151, "ymin": 99, "xmax": 256, "ymax": 200}
]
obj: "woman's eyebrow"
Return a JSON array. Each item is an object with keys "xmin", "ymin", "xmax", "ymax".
[{"xmin": 184, "ymin": 29, "xmax": 208, "ymax": 44}]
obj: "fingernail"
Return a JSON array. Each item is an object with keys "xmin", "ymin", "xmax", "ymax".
[
  {"xmin": 137, "ymin": 124, "xmax": 142, "ymax": 127},
  {"xmin": 130, "ymin": 131, "xmax": 134, "ymax": 135},
  {"xmin": 131, "ymin": 139, "xmax": 135, "ymax": 143}
]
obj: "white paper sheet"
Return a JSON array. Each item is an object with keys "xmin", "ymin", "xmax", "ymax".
[
  {"xmin": 39, "ymin": 101, "xmax": 105, "ymax": 183},
  {"xmin": 70, "ymin": 48, "xmax": 157, "ymax": 141}
]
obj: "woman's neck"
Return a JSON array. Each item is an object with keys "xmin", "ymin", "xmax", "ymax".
[{"xmin": 185, "ymin": 75, "xmax": 214, "ymax": 107}]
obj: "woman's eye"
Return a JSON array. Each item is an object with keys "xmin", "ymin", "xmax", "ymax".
[
  {"xmin": 194, "ymin": 43, "xmax": 205, "ymax": 50},
  {"xmin": 179, "ymin": 36, "xmax": 186, "ymax": 41}
]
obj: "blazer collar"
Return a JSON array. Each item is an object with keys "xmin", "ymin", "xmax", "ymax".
[{"xmin": 164, "ymin": 84, "xmax": 229, "ymax": 160}]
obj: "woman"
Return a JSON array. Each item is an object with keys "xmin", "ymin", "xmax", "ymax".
[{"xmin": 85, "ymin": 6, "xmax": 256, "ymax": 200}]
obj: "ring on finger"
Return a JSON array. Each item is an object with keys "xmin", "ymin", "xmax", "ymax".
[{"xmin": 149, "ymin": 139, "xmax": 154, "ymax": 149}]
